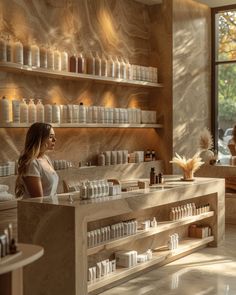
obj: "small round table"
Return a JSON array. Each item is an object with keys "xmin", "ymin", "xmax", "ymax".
[{"xmin": 0, "ymin": 243, "xmax": 44, "ymax": 295}]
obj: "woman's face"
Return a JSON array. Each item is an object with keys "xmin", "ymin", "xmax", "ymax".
[{"xmin": 45, "ymin": 128, "xmax": 56, "ymax": 151}]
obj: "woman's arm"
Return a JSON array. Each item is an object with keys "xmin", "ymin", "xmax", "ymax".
[{"xmin": 23, "ymin": 176, "xmax": 44, "ymax": 198}]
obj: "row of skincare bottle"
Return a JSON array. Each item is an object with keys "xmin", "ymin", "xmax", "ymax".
[
  {"xmin": 168, "ymin": 233, "xmax": 179, "ymax": 250},
  {"xmin": 88, "ymin": 259, "xmax": 116, "ymax": 282},
  {"xmin": 80, "ymin": 179, "xmax": 109, "ymax": 200},
  {"xmin": 170, "ymin": 203, "xmax": 196, "ymax": 221}
]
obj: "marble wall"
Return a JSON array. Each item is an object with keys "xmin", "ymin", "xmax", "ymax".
[
  {"xmin": 0, "ymin": 0, "xmax": 165, "ymax": 173},
  {"xmin": 0, "ymin": 0, "xmax": 212, "ymax": 181}
]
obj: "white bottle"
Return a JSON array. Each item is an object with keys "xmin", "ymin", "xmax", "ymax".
[
  {"xmin": 72, "ymin": 105, "xmax": 79, "ymax": 123},
  {"xmin": 12, "ymin": 100, "xmax": 20, "ymax": 123},
  {"xmin": 104, "ymin": 179, "xmax": 109, "ymax": 196},
  {"xmin": 87, "ymin": 106, "xmax": 93, "ymax": 123},
  {"xmin": 67, "ymin": 105, "xmax": 73, "ymax": 123},
  {"xmin": 47, "ymin": 48, "xmax": 54, "ymax": 70},
  {"xmin": 107, "ymin": 55, "xmax": 115, "ymax": 78},
  {"xmin": 13, "ymin": 40, "xmax": 23, "ymax": 64},
  {"xmin": 80, "ymin": 182, "xmax": 87, "ymax": 200},
  {"xmin": 36, "ymin": 99, "xmax": 44, "ymax": 122},
  {"xmin": 40, "ymin": 46, "xmax": 47, "ymax": 68},
  {"xmin": 52, "ymin": 103, "xmax": 61, "ymax": 123},
  {"xmin": 101, "ymin": 54, "xmax": 108, "ymax": 77},
  {"xmin": 61, "ymin": 51, "xmax": 68, "ymax": 71},
  {"xmin": 120, "ymin": 57, "xmax": 126, "ymax": 79},
  {"xmin": 0, "ymin": 96, "xmax": 10, "ymax": 123},
  {"xmin": 54, "ymin": 49, "xmax": 61, "ymax": 71},
  {"xmin": 20, "ymin": 99, "xmax": 28, "ymax": 123},
  {"xmin": 28, "ymin": 99, "xmax": 36, "ymax": 123},
  {"xmin": 79, "ymin": 102, "xmax": 86, "ymax": 123},
  {"xmin": 93, "ymin": 181, "xmax": 98, "ymax": 198},
  {"xmin": 44, "ymin": 104, "xmax": 52, "ymax": 123},
  {"xmin": 31, "ymin": 43, "xmax": 40, "ymax": 67},
  {"xmin": 23, "ymin": 44, "xmax": 31, "ymax": 67},
  {"xmin": 114, "ymin": 56, "xmax": 121, "ymax": 78},
  {"xmin": 97, "ymin": 180, "xmax": 102, "ymax": 198},
  {"xmin": 87, "ymin": 181, "xmax": 94, "ymax": 199},
  {"xmin": 0, "ymin": 35, "xmax": 7, "ymax": 62},
  {"xmin": 95, "ymin": 52, "xmax": 101, "ymax": 76},
  {"xmin": 92, "ymin": 106, "xmax": 98, "ymax": 123}
]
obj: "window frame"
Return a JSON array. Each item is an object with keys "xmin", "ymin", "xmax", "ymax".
[{"xmin": 211, "ymin": 4, "xmax": 236, "ymax": 150}]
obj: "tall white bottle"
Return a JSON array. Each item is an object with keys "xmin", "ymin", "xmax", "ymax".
[
  {"xmin": 79, "ymin": 102, "xmax": 86, "ymax": 123},
  {"xmin": 61, "ymin": 51, "xmax": 68, "ymax": 72},
  {"xmin": 54, "ymin": 49, "xmax": 61, "ymax": 71},
  {"xmin": 13, "ymin": 40, "xmax": 23, "ymax": 64},
  {"xmin": 52, "ymin": 103, "xmax": 61, "ymax": 123},
  {"xmin": 44, "ymin": 104, "xmax": 52, "ymax": 123},
  {"xmin": 12, "ymin": 100, "xmax": 20, "ymax": 123},
  {"xmin": 47, "ymin": 48, "xmax": 54, "ymax": 70},
  {"xmin": 36, "ymin": 99, "xmax": 44, "ymax": 122},
  {"xmin": 0, "ymin": 96, "xmax": 10, "ymax": 123},
  {"xmin": 28, "ymin": 99, "xmax": 36, "ymax": 123},
  {"xmin": 20, "ymin": 99, "xmax": 29, "ymax": 123},
  {"xmin": 31, "ymin": 42, "xmax": 40, "ymax": 67}
]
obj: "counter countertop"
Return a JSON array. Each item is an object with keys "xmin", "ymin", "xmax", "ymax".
[{"xmin": 18, "ymin": 176, "xmax": 225, "ymax": 209}]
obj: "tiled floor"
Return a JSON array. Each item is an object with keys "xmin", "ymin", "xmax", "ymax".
[{"xmin": 99, "ymin": 225, "xmax": 236, "ymax": 295}]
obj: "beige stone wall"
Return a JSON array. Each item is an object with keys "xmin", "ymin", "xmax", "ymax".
[{"xmin": 172, "ymin": 0, "xmax": 211, "ymax": 159}]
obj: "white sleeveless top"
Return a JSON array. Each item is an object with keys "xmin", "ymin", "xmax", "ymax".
[{"xmin": 22, "ymin": 155, "xmax": 59, "ymax": 198}]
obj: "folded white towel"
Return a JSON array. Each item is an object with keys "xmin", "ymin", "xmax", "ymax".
[
  {"xmin": 0, "ymin": 184, "xmax": 9, "ymax": 192},
  {"xmin": 0, "ymin": 191, "xmax": 14, "ymax": 201}
]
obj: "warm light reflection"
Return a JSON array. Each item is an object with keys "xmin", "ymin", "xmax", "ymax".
[
  {"xmin": 102, "ymin": 91, "xmax": 116, "ymax": 107},
  {"xmin": 99, "ymin": 8, "xmax": 118, "ymax": 46}
]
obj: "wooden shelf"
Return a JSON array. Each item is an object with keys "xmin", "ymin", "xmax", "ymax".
[
  {"xmin": 0, "ymin": 62, "xmax": 163, "ymax": 88},
  {"xmin": 87, "ymin": 211, "xmax": 214, "ymax": 255},
  {"xmin": 0, "ymin": 122, "xmax": 163, "ymax": 129},
  {"xmin": 87, "ymin": 236, "xmax": 214, "ymax": 293}
]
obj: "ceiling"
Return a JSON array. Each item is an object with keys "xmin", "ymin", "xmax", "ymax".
[{"xmin": 135, "ymin": 0, "xmax": 236, "ymax": 7}]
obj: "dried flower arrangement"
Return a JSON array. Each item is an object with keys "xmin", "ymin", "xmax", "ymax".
[
  {"xmin": 170, "ymin": 152, "xmax": 204, "ymax": 180},
  {"xmin": 199, "ymin": 128, "xmax": 213, "ymax": 150},
  {"xmin": 198, "ymin": 128, "xmax": 215, "ymax": 164}
]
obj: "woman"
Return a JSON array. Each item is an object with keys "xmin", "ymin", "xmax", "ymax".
[
  {"xmin": 15, "ymin": 122, "xmax": 59, "ymax": 198},
  {"xmin": 228, "ymin": 125, "xmax": 236, "ymax": 165}
]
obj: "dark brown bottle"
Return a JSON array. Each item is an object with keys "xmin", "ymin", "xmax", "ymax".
[
  {"xmin": 69, "ymin": 55, "xmax": 77, "ymax": 72},
  {"xmin": 150, "ymin": 167, "xmax": 156, "ymax": 186}
]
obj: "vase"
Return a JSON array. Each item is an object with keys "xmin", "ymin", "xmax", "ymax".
[
  {"xmin": 183, "ymin": 170, "xmax": 194, "ymax": 180},
  {"xmin": 199, "ymin": 149, "xmax": 215, "ymax": 165}
]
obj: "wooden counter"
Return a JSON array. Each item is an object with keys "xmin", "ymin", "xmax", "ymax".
[{"xmin": 17, "ymin": 176, "xmax": 225, "ymax": 295}]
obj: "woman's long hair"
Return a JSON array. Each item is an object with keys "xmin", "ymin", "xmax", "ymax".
[
  {"xmin": 15, "ymin": 123, "xmax": 52, "ymax": 198},
  {"xmin": 233, "ymin": 125, "xmax": 236, "ymax": 143}
]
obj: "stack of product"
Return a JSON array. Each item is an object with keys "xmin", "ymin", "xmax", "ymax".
[
  {"xmin": 0, "ymin": 223, "xmax": 17, "ymax": 257},
  {"xmin": 53, "ymin": 160, "xmax": 72, "ymax": 170},
  {"xmin": 0, "ymin": 161, "xmax": 15, "ymax": 177},
  {"xmin": 87, "ymin": 219, "xmax": 138, "ymax": 248},
  {"xmin": 167, "ymin": 233, "xmax": 179, "ymax": 250},
  {"xmin": 189, "ymin": 224, "xmax": 212, "ymax": 238},
  {"xmin": 88, "ymin": 259, "xmax": 116, "ymax": 282},
  {"xmin": 0, "ymin": 185, "xmax": 14, "ymax": 201}
]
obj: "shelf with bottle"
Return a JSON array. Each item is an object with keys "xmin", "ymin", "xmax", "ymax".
[
  {"xmin": 0, "ymin": 122, "xmax": 163, "ymax": 129},
  {"xmin": 87, "ymin": 236, "xmax": 214, "ymax": 292},
  {"xmin": 87, "ymin": 210, "xmax": 214, "ymax": 256},
  {"xmin": 0, "ymin": 61, "xmax": 163, "ymax": 88}
]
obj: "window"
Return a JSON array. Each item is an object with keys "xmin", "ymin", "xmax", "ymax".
[{"xmin": 213, "ymin": 6, "xmax": 236, "ymax": 164}]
